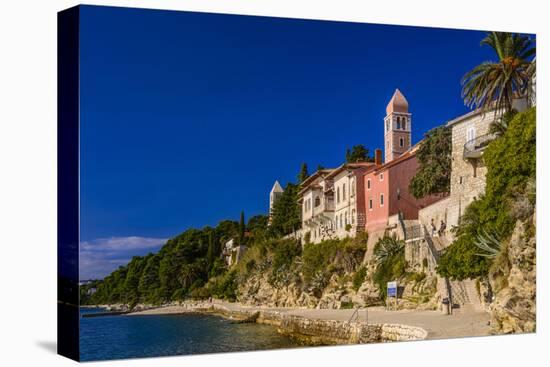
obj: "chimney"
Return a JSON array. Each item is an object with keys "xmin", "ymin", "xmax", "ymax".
[{"xmin": 375, "ymin": 149, "xmax": 382, "ymax": 166}]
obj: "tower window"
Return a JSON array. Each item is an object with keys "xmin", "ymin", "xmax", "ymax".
[
  {"xmin": 397, "ymin": 117, "xmax": 401, "ymax": 130},
  {"xmin": 369, "ymin": 198, "xmax": 373, "ymax": 210},
  {"xmin": 367, "ymin": 179, "xmax": 371, "ymax": 190},
  {"xmin": 400, "ymin": 137, "xmax": 404, "ymax": 147},
  {"xmin": 380, "ymin": 194, "xmax": 384, "ymax": 206},
  {"xmin": 402, "ymin": 119, "xmax": 407, "ymax": 130}
]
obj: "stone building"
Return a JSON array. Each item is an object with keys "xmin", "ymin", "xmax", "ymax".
[{"xmin": 445, "ymin": 98, "xmax": 529, "ymax": 232}]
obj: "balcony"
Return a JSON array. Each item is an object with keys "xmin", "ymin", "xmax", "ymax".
[{"xmin": 463, "ymin": 133, "xmax": 497, "ymax": 159}]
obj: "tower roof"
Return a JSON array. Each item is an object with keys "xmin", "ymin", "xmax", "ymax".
[
  {"xmin": 386, "ymin": 88, "xmax": 409, "ymax": 115},
  {"xmin": 270, "ymin": 180, "xmax": 284, "ymax": 194}
]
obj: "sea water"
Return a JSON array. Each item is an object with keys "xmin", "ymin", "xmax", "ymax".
[{"xmin": 79, "ymin": 308, "xmax": 299, "ymax": 361}]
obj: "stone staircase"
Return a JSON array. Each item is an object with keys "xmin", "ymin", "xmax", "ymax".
[{"xmin": 449, "ymin": 278, "xmax": 482, "ymax": 313}]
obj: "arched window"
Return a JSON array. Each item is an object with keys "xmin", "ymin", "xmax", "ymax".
[
  {"xmin": 343, "ymin": 183, "xmax": 346, "ymax": 200},
  {"xmin": 396, "ymin": 117, "xmax": 401, "ymax": 130},
  {"xmin": 337, "ymin": 187, "xmax": 340, "ymax": 203},
  {"xmin": 314, "ymin": 197, "xmax": 321, "ymax": 207},
  {"xmin": 399, "ymin": 137, "xmax": 404, "ymax": 147},
  {"xmin": 402, "ymin": 118, "xmax": 407, "ymax": 130}
]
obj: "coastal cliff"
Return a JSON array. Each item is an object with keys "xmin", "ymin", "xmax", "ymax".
[{"xmin": 489, "ymin": 218, "xmax": 536, "ymax": 333}]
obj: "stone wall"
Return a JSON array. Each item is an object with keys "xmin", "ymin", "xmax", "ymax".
[
  {"xmin": 447, "ymin": 111, "xmax": 496, "ymax": 231},
  {"xmin": 203, "ymin": 303, "xmax": 427, "ymax": 345}
]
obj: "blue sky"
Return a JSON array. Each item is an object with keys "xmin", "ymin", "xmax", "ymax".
[{"xmin": 78, "ymin": 5, "xmax": 530, "ymax": 279}]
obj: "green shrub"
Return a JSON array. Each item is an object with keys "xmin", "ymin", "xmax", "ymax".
[
  {"xmin": 302, "ymin": 238, "xmax": 366, "ymax": 287},
  {"xmin": 340, "ymin": 301, "xmax": 354, "ymax": 309},
  {"xmin": 352, "ymin": 266, "xmax": 367, "ymax": 291},
  {"xmin": 372, "ymin": 236, "xmax": 406, "ymax": 299}
]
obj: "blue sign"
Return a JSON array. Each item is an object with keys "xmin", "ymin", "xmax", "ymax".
[{"xmin": 387, "ymin": 281, "xmax": 397, "ymax": 297}]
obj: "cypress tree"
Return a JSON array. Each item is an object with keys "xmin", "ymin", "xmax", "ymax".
[
  {"xmin": 298, "ymin": 163, "xmax": 309, "ymax": 183},
  {"xmin": 238, "ymin": 211, "xmax": 246, "ymax": 246}
]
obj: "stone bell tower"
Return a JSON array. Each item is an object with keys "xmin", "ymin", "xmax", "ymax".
[{"xmin": 384, "ymin": 89, "xmax": 411, "ymax": 163}]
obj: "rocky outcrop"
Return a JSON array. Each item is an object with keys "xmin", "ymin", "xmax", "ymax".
[{"xmin": 490, "ymin": 219, "xmax": 536, "ymax": 333}]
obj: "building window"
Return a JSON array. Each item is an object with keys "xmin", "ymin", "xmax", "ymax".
[
  {"xmin": 337, "ymin": 187, "xmax": 340, "ymax": 203},
  {"xmin": 314, "ymin": 197, "xmax": 321, "ymax": 207},
  {"xmin": 369, "ymin": 198, "xmax": 373, "ymax": 210},
  {"xmin": 380, "ymin": 194, "xmax": 384, "ymax": 206},
  {"xmin": 340, "ymin": 213, "xmax": 343, "ymax": 228},
  {"xmin": 467, "ymin": 126, "xmax": 476, "ymax": 142},
  {"xmin": 380, "ymin": 173, "xmax": 384, "ymax": 181},
  {"xmin": 399, "ymin": 137, "xmax": 404, "ymax": 147},
  {"xmin": 343, "ymin": 183, "xmax": 346, "ymax": 200},
  {"xmin": 402, "ymin": 119, "xmax": 407, "ymax": 130},
  {"xmin": 367, "ymin": 179, "xmax": 371, "ymax": 190},
  {"xmin": 352, "ymin": 209, "xmax": 355, "ymax": 224},
  {"xmin": 396, "ymin": 117, "xmax": 401, "ymax": 130}
]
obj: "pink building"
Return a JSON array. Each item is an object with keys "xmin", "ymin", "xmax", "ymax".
[{"xmin": 363, "ymin": 89, "xmax": 442, "ymax": 234}]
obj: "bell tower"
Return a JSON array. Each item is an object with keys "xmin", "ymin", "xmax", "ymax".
[{"xmin": 384, "ymin": 89, "xmax": 411, "ymax": 163}]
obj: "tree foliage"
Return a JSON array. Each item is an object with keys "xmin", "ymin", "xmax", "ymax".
[
  {"xmin": 462, "ymin": 32, "xmax": 535, "ymax": 114},
  {"xmin": 437, "ymin": 108, "xmax": 536, "ymax": 280},
  {"xmin": 409, "ymin": 126, "xmax": 452, "ymax": 198},
  {"xmin": 269, "ymin": 183, "xmax": 301, "ymax": 236},
  {"xmin": 345, "ymin": 144, "xmax": 374, "ymax": 163},
  {"xmin": 84, "ymin": 220, "xmax": 242, "ymax": 306},
  {"xmin": 372, "ymin": 236, "xmax": 406, "ymax": 299}
]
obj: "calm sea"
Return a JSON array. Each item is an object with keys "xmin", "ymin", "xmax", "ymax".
[{"xmin": 79, "ymin": 308, "xmax": 299, "ymax": 361}]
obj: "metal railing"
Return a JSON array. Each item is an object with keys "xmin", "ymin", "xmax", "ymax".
[
  {"xmin": 463, "ymin": 133, "xmax": 497, "ymax": 159},
  {"xmin": 347, "ymin": 307, "xmax": 369, "ymax": 324}
]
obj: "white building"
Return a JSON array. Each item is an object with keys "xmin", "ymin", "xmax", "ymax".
[
  {"xmin": 325, "ymin": 162, "xmax": 374, "ymax": 240},
  {"xmin": 222, "ymin": 238, "xmax": 247, "ymax": 267},
  {"xmin": 298, "ymin": 163, "xmax": 374, "ymax": 244},
  {"xmin": 298, "ymin": 169, "xmax": 336, "ymax": 243}
]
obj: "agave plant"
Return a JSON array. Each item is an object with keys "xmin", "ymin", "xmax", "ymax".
[
  {"xmin": 474, "ymin": 228, "xmax": 503, "ymax": 258},
  {"xmin": 374, "ymin": 236, "xmax": 405, "ymax": 266},
  {"xmin": 462, "ymin": 32, "xmax": 535, "ymax": 116}
]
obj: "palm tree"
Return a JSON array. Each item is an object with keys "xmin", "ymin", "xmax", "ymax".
[{"xmin": 462, "ymin": 32, "xmax": 535, "ymax": 115}]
